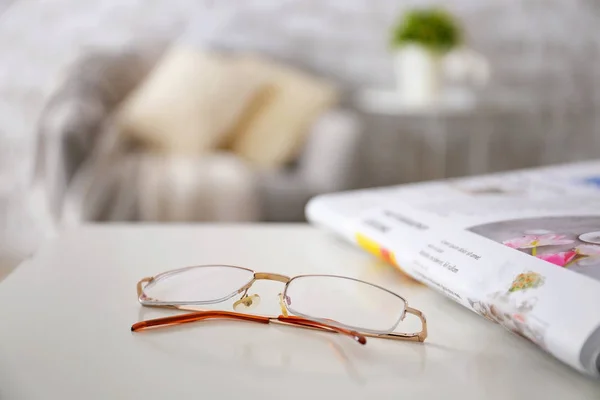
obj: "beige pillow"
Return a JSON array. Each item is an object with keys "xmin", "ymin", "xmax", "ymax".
[
  {"xmin": 116, "ymin": 45, "xmax": 267, "ymax": 155},
  {"xmin": 227, "ymin": 56, "xmax": 339, "ymax": 169}
]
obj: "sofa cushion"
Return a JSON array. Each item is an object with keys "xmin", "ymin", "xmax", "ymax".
[
  {"xmin": 115, "ymin": 45, "xmax": 266, "ymax": 155},
  {"xmin": 226, "ymin": 55, "xmax": 339, "ymax": 170}
]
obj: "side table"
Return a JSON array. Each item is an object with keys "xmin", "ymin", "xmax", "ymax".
[
  {"xmin": 1, "ymin": 224, "xmax": 598, "ymax": 399},
  {"xmin": 352, "ymin": 88, "xmax": 545, "ymax": 187}
]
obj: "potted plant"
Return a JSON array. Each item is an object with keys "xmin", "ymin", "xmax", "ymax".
[{"xmin": 390, "ymin": 7, "xmax": 462, "ymax": 106}]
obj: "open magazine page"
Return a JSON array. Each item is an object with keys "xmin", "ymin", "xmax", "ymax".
[{"xmin": 305, "ymin": 160, "xmax": 600, "ymax": 378}]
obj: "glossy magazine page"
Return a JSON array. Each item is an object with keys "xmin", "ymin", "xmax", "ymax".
[{"xmin": 305, "ymin": 160, "xmax": 600, "ymax": 378}]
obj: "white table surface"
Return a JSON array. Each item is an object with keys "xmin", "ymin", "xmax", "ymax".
[{"xmin": 1, "ymin": 224, "xmax": 599, "ymax": 399}]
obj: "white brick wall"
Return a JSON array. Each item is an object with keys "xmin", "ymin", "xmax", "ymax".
[
  {"xmin": 0, "ymin": 0, "xmax": 598, "ymax": 192},
  {"xmin": 0, "ymin": 0, "xmax": 598, "ymax": 267}
]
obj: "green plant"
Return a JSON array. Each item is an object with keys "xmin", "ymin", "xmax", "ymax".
[{"xmin": 390, "ymin": 8, "xmax": 462, "ymax": 53}]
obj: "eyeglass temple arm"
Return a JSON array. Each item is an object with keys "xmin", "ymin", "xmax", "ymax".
[
  {"xmin": 273, "ymin": 315, "xmax": 366, "ymax": 344},
  {"xmin": 130, "ymin": 310, "xmax": 366, "ymax": 344},
  {"xmin": 131, "ymin": 310, "xmax": 270, "ymax": 331},
  {"xmin": 406, "ymin": 307, "xmax": 427, "ymax": 342},
  {"xmin": 361, "ymin": 306, "xmax": 427, "ymax": 343}
]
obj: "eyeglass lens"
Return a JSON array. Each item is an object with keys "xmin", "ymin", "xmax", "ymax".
[{"xmin": 284, "ymin": 275, "xmax": 406, "ymax": 334}]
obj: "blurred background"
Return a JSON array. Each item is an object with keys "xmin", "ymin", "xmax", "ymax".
[{"xmin": 1, "ymin": 0, "xmax": 599, "ymax": 277}]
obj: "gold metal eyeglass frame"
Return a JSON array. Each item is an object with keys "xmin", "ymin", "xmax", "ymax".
[{"xmin": 131, "ymin": 265, "xmax": 427, "ymax": 345}]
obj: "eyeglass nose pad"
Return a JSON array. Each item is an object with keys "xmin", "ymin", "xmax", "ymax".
[
  {"xmin": 233, "ymin": 294, "xmax": 261, "ymax": 312},
  {"xmin": 278, "ymin": 293, "xmax": 289, "ymax": 317}
]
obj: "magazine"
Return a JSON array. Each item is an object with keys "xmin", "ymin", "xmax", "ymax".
[{"xmin": 305, "ymin": 159, "xmax": 600, "ymax": 378}]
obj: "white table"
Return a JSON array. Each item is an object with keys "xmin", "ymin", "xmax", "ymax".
[{"xmin": 1, "ymin": 224, "xmax": 599, "ymax": 399}]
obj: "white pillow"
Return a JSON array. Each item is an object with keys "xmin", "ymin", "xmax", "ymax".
[
  {"xmin": 227, "ymin": 55, "xmax": 339, "ymax": 169},
  {"xmin": 116, "ymin": 45, "xmax": 267, "ymax": 155}
]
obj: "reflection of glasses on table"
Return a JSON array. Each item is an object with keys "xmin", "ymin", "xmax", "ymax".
[{"xmin": 131, "ymin": 265, "xmax": 427, "ymax": 345}]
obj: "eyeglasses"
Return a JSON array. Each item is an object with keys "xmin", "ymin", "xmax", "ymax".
[{"xmin": 131, "ymin": 264, "xmax": 427, "ymax": 345}]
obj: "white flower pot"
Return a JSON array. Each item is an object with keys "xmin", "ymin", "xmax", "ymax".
[{"xmin": 393, "ymin": 45, "xmax": 443, "ymax": 106}]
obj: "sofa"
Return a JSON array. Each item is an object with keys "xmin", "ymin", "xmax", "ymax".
[{"xmin": 31, "ymin": 42, "xmax": 363, "ymax": 227}]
